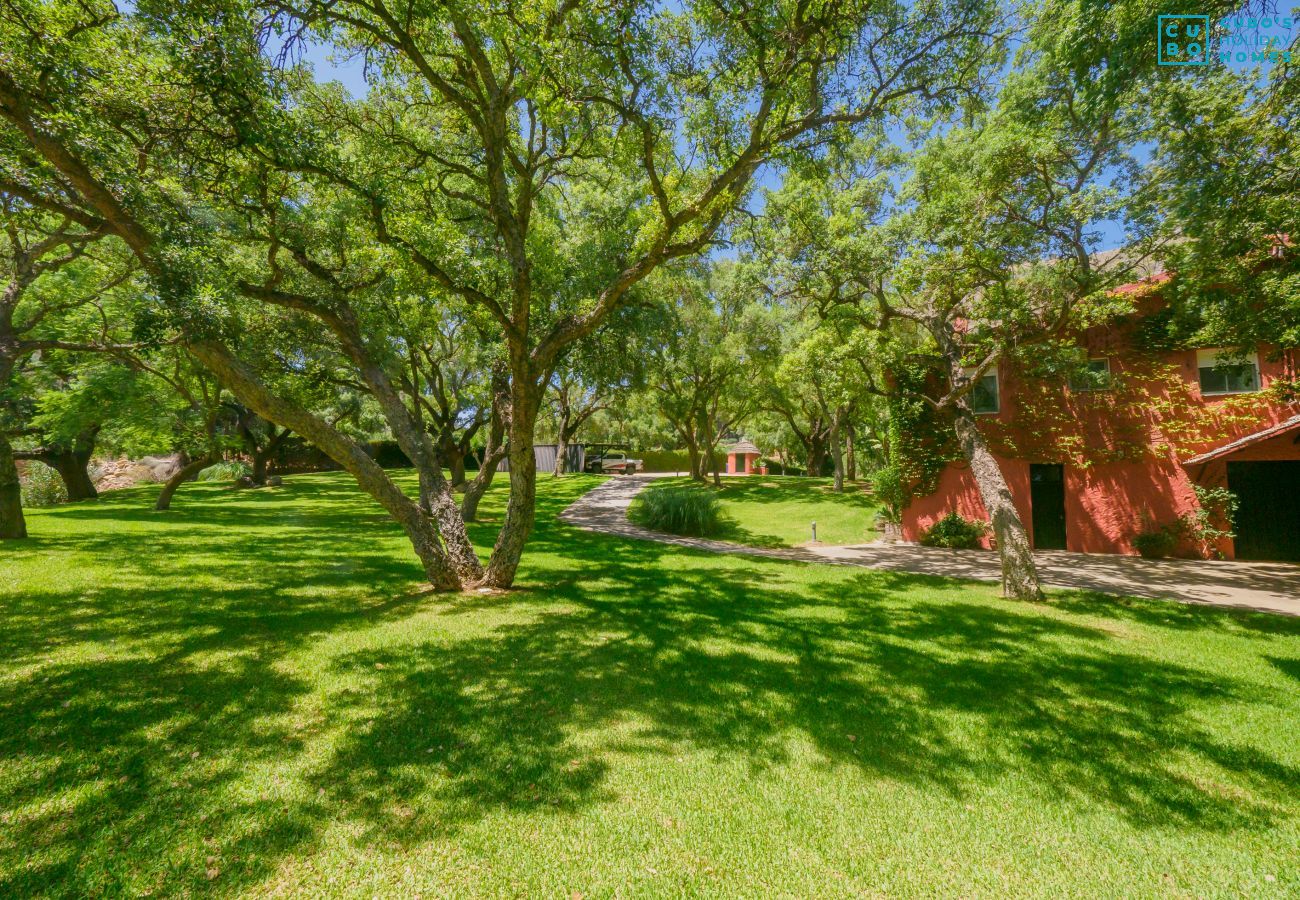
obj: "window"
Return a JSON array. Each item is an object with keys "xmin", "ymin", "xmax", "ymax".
[
  {"xmin": 962, "ymin": 367, "xmax": 999, "ymax": 414},
  {"xmin": 1197, "ymin": 349, "xmax": 1259, "ymax": 396},
  {"xmin": 1068, "ymin": 358, "xmax": 1112, "ymax": 391}
]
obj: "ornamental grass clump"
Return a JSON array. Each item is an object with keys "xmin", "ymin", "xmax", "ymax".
[{"xmin": 632, "ymin": 485, "xmax": 722, "ymax": 537}]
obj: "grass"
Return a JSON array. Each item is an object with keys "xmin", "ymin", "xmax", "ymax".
[
  {"xmin": 2, "ymin": 472, "xmax": 1299, "ymax": 896},
  {"xmin": 639, "ymin": 475, "xmax": 880, "ymax": 548}
]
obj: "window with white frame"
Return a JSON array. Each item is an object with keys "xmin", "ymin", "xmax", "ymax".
[
  {"xmin": 962, "ymin": 366, "xmax": 999, "ymax": 414},
  {"xmin": 1068, "ymin": 358, "xmax": 1112, "ymax": 391},
  {"xmin": 1196, "ymin": 348, "xmax": 1260, "ymax": 395}
]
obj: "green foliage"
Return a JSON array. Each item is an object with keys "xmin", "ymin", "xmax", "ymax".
[
  {"xmin": 877, "ymin": 360, "xmax": 960, "ymax": 515},
  {"xmin": 630, "ymin": 485, "xmax": 722, "ymax": 537},
  {"xmin": 1132, "ymin": 521, "xmax": 1182, "ymax": 560},
  {"xmin": 633, "ymin": 449, "xmax": 724, "ymax": 474},
  {"xmin": 199, "ymin": 460, "xmax": 251, "ymax": 483},
  {"xmin": 919, "ymin": 512, "xmax": 988, "ymax": 549},
  {"xmin": 19, "ymin": 463, "xmax": 67, "ymax": 508},
  {"xmin": 1182, "ymin": 485, "xmax": 1238, "ymax": 557}
]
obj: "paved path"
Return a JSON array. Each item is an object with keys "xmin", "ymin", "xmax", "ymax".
[{"xmin": 560, "ymin": 476, "xmax": 1300, "ymax": 616}]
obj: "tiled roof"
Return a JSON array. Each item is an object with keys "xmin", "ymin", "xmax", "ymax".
[
  {"xmin": 1183, "ymin": 414, "xmax": 1300, "ymax": 466},
  {"xmin": 727, "ymin": 439, "xmax": 761, "ymax": 456}
]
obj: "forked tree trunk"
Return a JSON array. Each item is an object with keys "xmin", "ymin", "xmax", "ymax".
[
  {"xmin": 0, "ymin": 432, "xmax": 26, "ymax": 539},
  {"xmin": 951, "ymin": 409, "xmax": 1044, "ymax": 601},
  {"xmin": 189, "ymin": 341, "xmax": 462, "ymax": 590},
  {"xmin": 155, "ymin": 453, "xmax": 214, "ymax": 511}
]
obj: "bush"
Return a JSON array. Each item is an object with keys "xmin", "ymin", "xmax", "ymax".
[
  {"xmin": 919, "ymin": 511, "xmax": 987, "ymax": 549},
  {"xmin": 1132, "ymin": 522, "xmax": 1182, "ymax": 559},
  {"xmin": 19, "ymin": 463, "xmax": 67, "ymax": 508},
  {"xmin": 630, "ymin": 485, "xmax": 722, "ymax": 537},
  {"xmin": 199, "ymin": 460, "xmax": 251, "ymax": 482}
]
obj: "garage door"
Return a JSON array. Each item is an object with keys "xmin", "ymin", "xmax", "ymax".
[{"xmin": 1227, "ymin": 461, "xmax": 1300, "ymax": 562}]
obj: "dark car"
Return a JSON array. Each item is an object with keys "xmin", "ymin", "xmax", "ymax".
[{"xmin": 583, "ymin": 450, "xmax": 641, "ymax": 475}]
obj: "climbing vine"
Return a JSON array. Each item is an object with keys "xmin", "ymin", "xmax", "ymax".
[{"xmin": 872, "ymin": 359, "xmax": 960, "ymax": 517}]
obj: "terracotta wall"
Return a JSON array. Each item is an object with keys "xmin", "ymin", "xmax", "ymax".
[{"xmin": 900, "ymin": 333, "xmax": 1300, "ymax": 557}]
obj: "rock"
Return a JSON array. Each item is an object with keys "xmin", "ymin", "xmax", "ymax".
[
  {"xmin": 266, "ymin": 475, "xmax": 283, "ymax": 487},
  {"xmin": 140, "ymin": 454, "xmax": 184, "ymax": 481}
]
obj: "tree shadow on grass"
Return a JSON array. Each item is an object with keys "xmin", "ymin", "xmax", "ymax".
[
  {"xmin": 4, "ymin": 474, "xmax": 1300, "ymax": 894},
  {"xmin": 317, "ymin": 527, "xmax": 1300, "ymax": 851}
]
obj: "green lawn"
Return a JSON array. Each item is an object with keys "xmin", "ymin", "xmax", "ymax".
[
  {"xmin": 640, "ymin": 475, "xmax": 880, "ymax": 547},
  {"xmin": 2, "ymin": 473, "xmax": 1299, "ymax": 897}
]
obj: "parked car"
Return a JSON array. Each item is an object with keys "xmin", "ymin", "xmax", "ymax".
[{"xmin": 584, "ymin": 450, "xmax": 641, "ymax": 475}]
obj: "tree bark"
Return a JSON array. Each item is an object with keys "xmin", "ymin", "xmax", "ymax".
[
  {"xmin": 251, "ymin": 451, "xmax": 269, "ymax": 486},
  {"xmin": 154, "ymin": 453, "xmax": 214, "ymax": 511},
  {"xmin": 829, "ymin": 408, "xmax": 845, "ymax": 493},
  {"xmin": 481, "ymin": 375, "xmax": 541, "ymax": 587},
  {"xmin": 845, "ymin": 428, "xmax": 856, "ymax": 482},
  {"xmin": 461, "ymin": 367, "xmax": 510, "ymax": 522},
  {"xmin": 448, "ymin": 451, "xmax": 467, "ymax": 489},
  {"xmin": 189, "ymin": 341, "xmax": 463, "ymax": 590},
  {"xmin": 0, "ymin": 431, "xmax": 26, "ymax": 539},
  {"xmin": 31, "ymin": 429, "xmax": 100, "ymax": 501},
  {"xmin": 686, "ymin": 438, "xmax": 703, "ymax": 482},
  {"xmin": 806, "ymin": 442, "xmax": 827, "ymax": 479},
  {"xmin": 951, "ymin": 409, "xmax": 1044, "ymax": 601},
  {"xmin": 553, "ymin": 423, "xmax": 568, "ymax": 477}
]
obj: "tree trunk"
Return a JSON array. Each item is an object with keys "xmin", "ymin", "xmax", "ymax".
[
  {"xmin": 683, "ymin": 432, "xmax": 705, "ymax": 483},
  {"xmin": 806, "ymin": 442, "xmax": 826, "ymax": 479},
  {"xmin": 448, "ymin": 451, "xmax": 467, "ymax": 489},
  {"xmin": 0, "ymin": 431, "xmax": 26, "ymax": 539},
  {"xmin": 826, "ymin": 408, "xmax": 847, "ymax": 491},
  {"xmin": 155, "ymin": 453, "xmax": 214, "ymax": 511},
  {"xmin": 189, "ymin": 341, "xmax": 462, "ymax": 590},
  {"xmin": 251, "ymin": 450, "xmax": 270, "ymax": 486},
  {"xmin": 845, "ymin": 428, "xmax": 857, "ymax": 482},
  {"xmin": 50, "ymin": 448, "xmax": 98, "ymax": 501},
  {"xmin": 481, "ymin": 376, "xmax": 541, "ymax": 587},
  {"xmin": 553, "ymin": 425, "xmax": 568, "ymax": 477},
  {"xmin": 951, "ymin": 409, "xmax": 1044, "ymax": 601}
]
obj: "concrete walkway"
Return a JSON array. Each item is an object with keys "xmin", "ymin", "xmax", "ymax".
[{"xmin": 560, "ymin": 476, "xmax": 1300, "ymax": 616}]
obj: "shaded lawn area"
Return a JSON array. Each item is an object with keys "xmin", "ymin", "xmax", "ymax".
[
  {"xmin": 640, "ymin": 474, "xmax": 880, "ymax": 547},
  {"xmin": 2, "ymin": 473, "xmax": 1299, "ymax": 897}
]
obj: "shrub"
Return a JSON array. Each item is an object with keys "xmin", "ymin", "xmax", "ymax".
[
  {"xmin": 919, "ymin": 511, "xmax": 987, "ymax": 549},
  {"xmin": 630, "ymin": 485, "xmax": 722, "ymax": 537},
  {"xmin": 19, "ymin": 463, "xmax": 67, "ymax": 508},
  {"xmin": 199, "ymin": 460, "xmax": 251, "ymax": 482},
  {"xmin": 1181, "ymin": 485, "xmax": 1238, "ymax": 557},
  {"xmin": 1132, "ymin": 521, "xmax": 1182, "ymax": 559}
]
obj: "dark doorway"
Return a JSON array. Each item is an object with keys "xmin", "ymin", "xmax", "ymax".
[
  {"xmin": 1030, "ymin": 464, "xmax": 1067, "ymax": 550},
  {"xmin": 1227, "ymin": 461, "xmax": 1300, "ymax": 562}
]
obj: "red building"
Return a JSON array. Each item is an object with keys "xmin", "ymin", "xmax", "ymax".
[
  {"xmin": 901, "ymin": 288, "xmax": 1300, "ymax": 562},
  {"xmin": 725, "ymin": 439, "xmax": 763, "ymax": 475}
]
